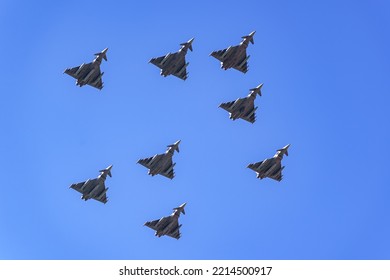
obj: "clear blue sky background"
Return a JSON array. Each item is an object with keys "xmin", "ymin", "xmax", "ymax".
[{"xmin": 0, "ymin": 0, "xmax": 389, "ymax": 260}]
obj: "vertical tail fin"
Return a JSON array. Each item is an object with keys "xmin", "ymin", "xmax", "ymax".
[
  {"xmin": 277, "ymin": 144, "xmax": 291, "ymax": 156},
  {"xmin": 249, "ymin": 83, "xmax": 263, "ymax": 96},
  {"xmin": 99, "ymin": 165, "xmax": 113, "ymax": 177},
  {"xmin": 173, "ymin": 202, "xmax": 187, "ymax": 215},
  {"xmin": 167, "ymin": 140, "xmax": 181, "ymax": 153},
  {"xmin": 94, "ymin": 48, "xmax": 108, "ymax": 61},
  {"xmin": 241, "ymin": 31, "xmax": 255, "ymax": 44},
  {"xmin": 180, "ymin": 38, "xmax": 194, "ymax": 51}
]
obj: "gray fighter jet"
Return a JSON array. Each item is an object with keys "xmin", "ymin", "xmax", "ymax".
[
  {"xmin": 149, "ymin": 38, "xmax": 194, "ymax": 80},
  {"xmin": 69, "ymin": 165, "xmax": 112, "ymax": 204},
  {"xmin": 219, "ymin": 83, "xmax": 263, "ymax": 123},
  {"xmin": 210, "ymin": 31, "xmax": 255, "ymax": 73},
  {"xmin": 64, "ymin": 48, "xmax": 108, "ymax": 90},
  {"xmin": 247, "ymin": 145, "xmax": 290, "ymax": 181},
  {"xmin": 137, "ymin": 140, "xmax": 180, "ymax": 179},
  {"xmin": 144, "ymin": 203, "xmax": 187, "ymax": 239}
]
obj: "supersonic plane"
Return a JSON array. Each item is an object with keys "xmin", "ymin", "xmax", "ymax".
[
  {"xmin": 210, "ymin": 31, "xmax": 255, "ymax": 73},
  {"xmin": 247, "ymin": 145, "xmax": 291, "ymax": 181},
  {"xmin": 144, "ymin": 203, "xmax": 187, "ymax": 239},
  {"xmin": 219, "ymin": 83, "xmax": 263, "ymax": 123},
  {"xmin": 149, "ymin": 38, "xmax": 194, "ymax": 80},
  {"xmin": 137, "ymin": 140, "xmax": 181, "ymax": 179},
  {"xmin": 64, "ymin": 48, "xmax": 108, "ymax": 90},
  {"xmin": 69, "ymin": 165, "xmax": 112, "ymax": 204}
]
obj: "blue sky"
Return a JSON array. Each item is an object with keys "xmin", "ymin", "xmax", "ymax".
[{"xmin": 0, "ymin": 0, "xmax": 389, "ymax": 259}]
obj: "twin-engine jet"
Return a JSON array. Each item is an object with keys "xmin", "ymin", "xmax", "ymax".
[
  {"xmin": 145, "ymin": 203, "xmax": 187, "ymax": 239},
  {"xmin": 247, "ymin": 145, "xmax": 290, "ymax": 181},
  {"xmin": 137, "ymin": 140, "xmax": 181, "ymax": 179},
  {"xmin": 149, "ymin": 38, "xmax": 194, "ymax": 80},
  {"xmin": 219, "ymin": 83, "xmax": 263, "ymax": 123},
  {"xmin": 210, "ymin": 31, "xmax": 255, "ymax": 73},
  {"xmin": 64, "ymin": 48, "xmax": 108, "ymax": 90},
  {"xmin": 70, "ymin": 165, "xmax": 112, "ymax": 204}
]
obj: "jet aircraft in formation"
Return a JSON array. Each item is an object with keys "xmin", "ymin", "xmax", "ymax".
[
  {"xmin": 219, "ymin": 83, "xmax": 263, "ymax": 123},
  {"xmin": 210, "ymin": 31, "xmax": 255, "ymax": 73},
  {"xmin": 64, "ymin": 48, "xmax": 108, "ymax": 90},
  {"xmin": 70, "ymin": 165, "xmax": 112, "ymax": 204},
  {"xmin": 144, "ymin": 203, "xmax": 187, "ymax": 239},
  {"xmin": 65, "ymin": 31, "xmax": 292, "ymax": 240},
  {"xmin": 247, "ymin": 145, "xmax": 291, "ymax": 181},
  {"xmin": 149, "ymin": 38, "xmax": 194, "ymax": 80},
  {"xmin": 137, "ymin": 140, "xmax": 181, "ymax": 179}
]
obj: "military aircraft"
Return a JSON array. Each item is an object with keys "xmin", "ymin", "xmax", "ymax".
[
  {"xmin": 64, "ymin": 48, "xmax": 108, "ymax": 90},
  {"xmin": 247, "ymin": 145, "xmax": 290, "ymax": 181},
  {"xmin": 219, "ymin": 83, "xmax": 263, "ymax": 123},
  {"xmin": 137, "ymin": 140, "xmax": 180, "ymax": 179},
  {"xmin": 69, "ymin": 165, "xmax": 112, "ymax": 204},
  {"xmin": 149, "ymin": 38, "xmax": 194, "ymax": 80},
  {"xmin": 144, "ymin": 203, "xmax": 187, "ymax": 239},
  {"xmin": 210, "ymin": 31, "xmax": 255, "ymax": 73}
]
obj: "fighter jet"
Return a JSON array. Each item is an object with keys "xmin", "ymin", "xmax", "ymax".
[
  {"xmin": 64, "ymin": 48, "xmax": 108, "ymax": 90},
  {"xmin": 219, "ymin": 83, "xmax": 263, "ymax": 123},
  {"xmin": 149, "ymin": 38, "xmax": 194, "ymax": 80},
  {"xmin": 210, "ymin": 31, "xmax": 255, "ymax": 73},
  {"xmin": 247, "ymin": 145, "xmax": 290, "ymax": 181},
  {"xmin": 69, "ymin": 165, "xmax": 112, "ymax": 204},
  {"xmin": 137, "ymin": 140, "xmax": 180, "ymax": 179},
  {"xmin": 144, "ymin": 203, "xmax": 187, "ymax": 239}
]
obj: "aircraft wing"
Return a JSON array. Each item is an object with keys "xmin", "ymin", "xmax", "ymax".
[
  {"xmin": 144, "ymin": 219, "xmax": 160, "ymax": 231},
  {"xmin": 166, "ymin": 221, "xmax": 181, "ymax": 240},
  {"xmin": 91, "ymin": 184, "xmax": 108, "ymax": 204},
  {"xmin": 172, "ymin": 59, "xmax": 188, "ymax": 80},
  {"xmin": 93, "ymin": 192, "xmax": 107, "ymax": 203},
  {"xmin": 247, "ymin": 161, "xmax": 263, "ymax": 171},
  {"xmin": 173, "ymin": 72, "xmax": 187, "ymax": 80},
  {"xmin": 145, "ymin": 216, "xmax": 171, "ymax": 231},
  {"xmin": 241, "ymin": 106, "xmax": 256, "ymax": 124},
  {"xmin": 233, "ymin": 62, "xmax": 248, "ymax": 73},
  {"xmin": 210, "ymin": 46, "xmax": 237, "ymax": 62},
  {"xmin": 137, "ymin": 156, "xmax": 155, "ymax": 169},
  {"xmin": 150, "ymin": 54, "xmax": 169, "ymax": 69},
  {"xmin": 269, "ymin": 171, "xmax": 282, "ymax": 181},
  {"xmin": 219, "ymin": 101, "xmax": 235, "ymax": 112},
  {"xmin": 64, "ymin": 62, "xmax": 92, "ymax": 79},
  {"xmin": 69, "ymin": 181, "xmax": 87, "ymax": 194},
  {"xmin": 160, "ymin": 159, "xmax": 175, "ymax": 179},
  {"xmin": 87, "ymin": 66, "xmax": 103, "ymax": 90},
  {"xmin": 268, "ymin": 163, "xmax": 283, "ymax": 181},
  {"xmin": 242, "ymin": 113, "xmax": 256, "ymax": 124},
  {"xmin": 233, "ymin": 51, "xmax": 248, "ymax": 73},
  {"xmin": 160, "ymin": 169, "xmax": 175, "ymax": 179}
]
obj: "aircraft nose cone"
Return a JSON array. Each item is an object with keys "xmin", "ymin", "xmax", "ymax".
[
  {"xmin": 107, "ymin": 164, "xmax": 113, "ymax": 170},
  {"xmin": 188, "ymin": 38, "xmax": 194, "ymax": 43},
  {"xmin": 102, "ymin": 48, "xmax": 108, "ymax": 53},
  {"xmin": 180, "ymin": 202, "xmax": 187, "ymax": 208},
  {"xmin": 250, "ymin": 31, "xmax": 256, "ymax": 36}
]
